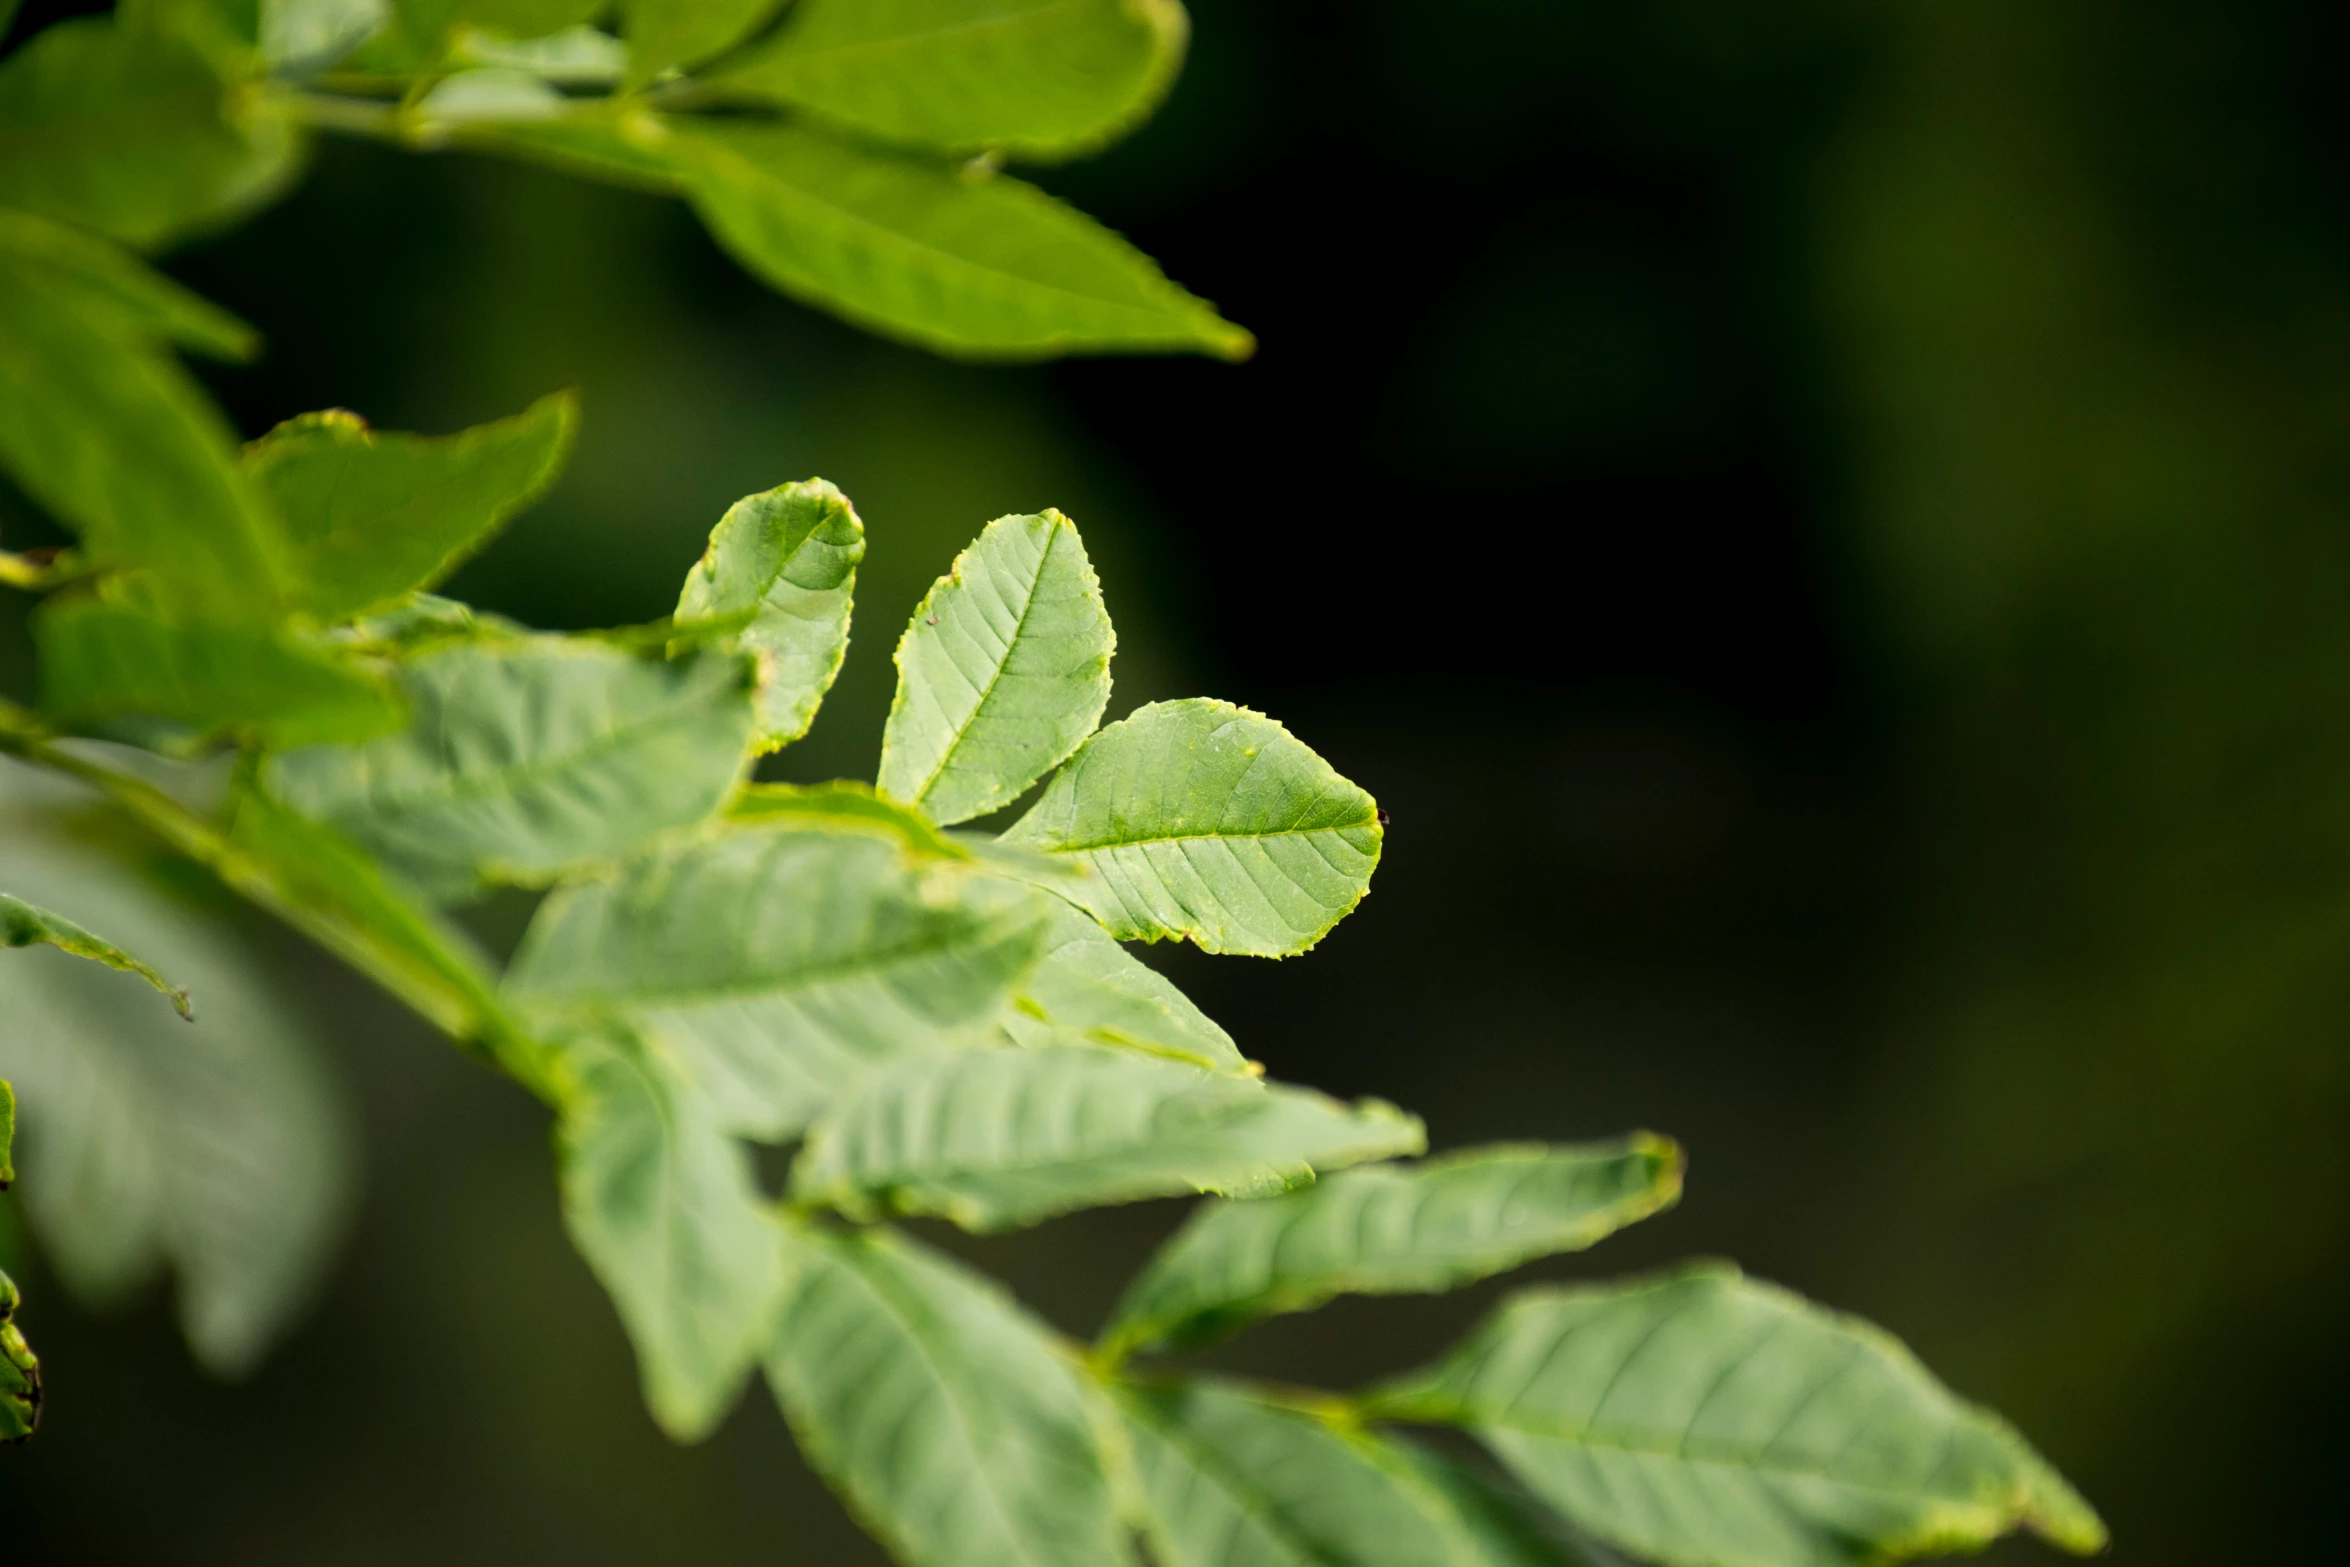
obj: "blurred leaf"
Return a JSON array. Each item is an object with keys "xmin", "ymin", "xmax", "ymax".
[
  {"xmin": 1370, "ymin": 1264, "xmax": 2109, "ymax": 1567},
  {"xmin": 1001, "ymin": 896, "xmax": 1248, "ymax": 1073},
  {"xmin": 619, "ymin": 0, "xmax": 783, "ymax": 88},
  {"xmin": 673, "ymin": 479, "xmax": 864, "ymax": 753},
  {"xmin": 727, "ymin": 781, "xmax": 969, "ymax": 860},
  {"xmin": 0, "ymin": 17, "xmax": 301, "ymax": 248},
  {"xmin": 879, "ymin": 509, "xmax": 1113, "ymax": 826},
  {"xmin": 0, "ymin": 1077, "xmax": 13, "ymax": 1189},
  {"xmin": 0, "ymin": 256, "xmax": 286, "ymax": 607},
  {"xmin": 1394, "ymin": 1447, "xmax": 1636, "ymax": 1567},
  {"xmin": 553, "ymin": 1022, "xmax": 786, "ymax": 1441},
  {"xmin": 0, "ymin": 206, "xmax": 257, "ymax": 360},
  {"xmin": 35, "ymin": 595, "xmax": 404, "ymax": 745},
  {"xmin": 367, "ymin": 0, "xmax": 608, "ymax": 70},
  {"xmin": 665, "ymin": 116, "xmax": 1253, "ymax": 360},
  {"xmin": 0, "ymin": 1261, "xmax": 35, "ymax": 1443},
  {"xmin": 0, "ymin": 760, "xmax": 355, "ymax": 1375},
  {"xmin": 1117, "ymin": 1377, "xmax": 1556, "ymax": 1567},
  {"xmin": 1106, "ymin": 1138, "xmax": 1684, "ymax": 1356},
  {"xmin": 1001, "ymin": 698, "xmax": 1384, "ymax": 955},
  {"xmin": 715, "ymin": 0, "xmax": 1188, "ymax": 161},
  {"xmin": 454, "ymin": 23, "xmax": 626, "ymax": 82},
  {"xmin": 260, "ymin": 0, "xmax": 386, "ymax": 71},
  {"xmin": 244, "ymin": 393, "xmax": 577, "ymax": 622},
  {"xmin": 765, "ymin": 1222, "xmax": 1136, "ymax": 1567},
  {"xmin": 263, "ymin": 634, "xmax": 755, "ymax": 901},
  {"xmin": 506, "ymin": 822, "xmax": 1048, "ymax": 1139},
  {"xmin": 792, "ymin": 1042, "xmax": 1424, "ymax": 1230},
  {"xmin": 1, "ymin": 889, "xmax": 193, "ymax": 1019},
  {"xmin": 469, "ymin": 110, "xmax": 689, "ymax": 191}
]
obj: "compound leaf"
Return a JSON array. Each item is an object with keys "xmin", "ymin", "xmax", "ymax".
[
  {"xmin": 879, "ymin": 510, "xmax": 1114, "ymax": 825},
  {"xmin": 506, "ymin": 822, "xmax": 1048, "ymax": 1140},
  {"xmin": 1001, "ymin": 698, "xmax": 1384, "ymax": 955},
  {"xmin": 36, "ymin": 595, "xmax": 404, "ymax": 746},
  {"xmin": 553, "ymin": 1023, "xmax": 786, "ymax": 1441},
  {"xmin": 1, "ymin": 890, "xmax": 192, "ymax": 1019},
  {"xmin": 673, "ymin": 479, "xmax": 864, "ymax": 753},
  {"xmin": 714, "ymin": 0, "xmax": 1188, "ymax": 161},
  {"xmin": 245, "ymin": 393, "xmax": 578, "ymax": 623},
  {"xmin": 1370, "ymin": 1264, "xmax": 2110, "ymax": 1567},
  {"xmin": 1001, "ymin": 896, "xmax": 1247, "ymax": 1073},
  {"xmin": 619, "ymin": 0, "xmax": 784, "ymax": 87},
  {"xmin": 263, "ymin": 634, "xmax": 756, "ymax": 901},
  {"xmin": 666, "ymin": 116, "xmax": 1252, "ymax": 361},
  {"xmin": 1106, "ymin": 1138, "xmax": 1684, "ymax": 1356},
  {"xmin": 791, "ymin": 1042, "xmax": 1424, "ymax": 1230},
  {"xmin": 765, "ymin": 1222, "xmax": 1136, "ymax": 1567}
]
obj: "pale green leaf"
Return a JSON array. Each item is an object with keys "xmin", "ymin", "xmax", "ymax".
[
  {"xmin": 792, "ymin": 1042, "xmax": 1424, "ymax": 1230},
  {"xmin": 1, "ymin": 890, "xmax": 193, "ymax": 1020},
  {"xmin": 879, "ymin": 509, "xmax": 1114, "ymax": 825},
  {"xmin": 0, "ymin": 257, "xmax": 286, "ymax": 607},
  {"xmin": 35, "ymin": 595, "xmax": 404, "ymax": 746},
  {"xmin": 1001, "ymin": 896, "xmax": 1248, "ymax": 1073},
  {"xmin": 506, "ymin": 821, "xmax": 1048, "ymax": 1139},
  {"xmin": 727, "ymin": 780, "xmax": 971, "ymax": 862},
  {"xmin": 673, "ymin": 478, "xmax": 864, "ymax": 752},
  {"xmin": 0, "ymin": 760, "xmax": 355, "ymax": 1375},
  {"xmin": 1395, "ymin": 1447, "xmax": 1639, "ymax": 1567},
  {"xmin": 261, "ymin": 0, "xmax": 386, "ymax": 71},
  {"xmin": 766, "ymin": 1222, "xmax": 1136, "ymax": 1567},
  {"xmin": 0, "ymin": 206, "xmax": 257, "ymax": 360},
  {"xmin": 263, "ymin": 634, "xmax": 756, "ymax": 901},
  {"xmin": 620, "ymin": 0, "xmax": 783, "ymax": 87},
  {"xmin": 1001, "ymin": 698, "xmax": 1384, "ymax": 956},
  {"xmin": 417, "ymin": 65, "xmax": 568, "ymax": 123},
  {"xmin": 553, "ymin": 1023, "xmax": 786, "ymax": 1441},
  {"xmin": 244, "ymin": 393, "xmax": 577, "ymax": 622},
  {"xmin": 0, "ymin": 17, "xmax": 303, "ymax": 248},
  {"xmin": 452, "ymin": 22, "xmax": 627, "ymax": 82},
  {"xmin": 368, "ymin": 0, "xmax": 608, "ymax": 70},
  {"xmin": 1370, "ymin": 1264, "xmax": 2110, "ymax": 1567},
  {"xmin": 716, "ymin": 0, "xmax": 1188, "ymax": 161},
  {"xmin": 1106, "ymin": 1138, "xmax": 1684, "ymax": 1356},
  {"xmin": 664, "ymin": 116, "xmax": 1252, "ymax": 360},
  {"xmin": 0, "ymin": 1259, "xmax": 35, "ymax": 1443}
]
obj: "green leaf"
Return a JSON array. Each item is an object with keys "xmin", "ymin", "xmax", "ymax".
[
  {"xmin": 261, "ymin": 0, "xmax": 386, "ymax": 70},
  {"xmin": 244, "ymin": 393, "xmax": 578, "ymax": 622},
  {"xmin": 0, "ymin": 1260, "xmax": 36, "ymax": 1443},
  {"xmin": 35, "ymin": 594, "xmax": 405, "ymax": 746},
  {"xmin": 1105, "ymin": 1138, "xmax": 1684, "ymax": 1356},
  {"xmin": 370, "ymin": 0, "xmax": 609, "ymax": 70},
  {"xmin": 792, "ymin": 1043, "xmax": 1424, "ymax": 1230},
  {"xmin": 0, "ymin": 206, "xmax": 257, "ymax": 360},
  {"xmin": 553, "ymin": 1023, "xmax": 786, "ymax": 1441},
  {"xmin": 0, "ymin": 760, "xmax": 355, "ymax": 1375},
  {"xmin": 1370, "ymin": 1263, "xmax": 2110, "ymax": 1567},
  {"xmin": 507, "ymin": 820, "xmax": 1048, "ymax": 1139},
  {"xmin": 262, "ymin": 634, "xmax": 756, "ymax": 901},
  {"xmin": 620, "ymin": 0, "xmax": 784, "ymax": 88},
  {"xmin": 663, "ymin": 116, "xmax": 1253, "ymax": 361},
  {"xmin": 1001, "ymin": 896, "xmax": 1248, "ymax": 1073},
  {"xmin": 454, "ymin": 23, "xmax": 627, "ymax": 83},
  {"xmin": 765, "ymin": 1222, "xmax": 1136, "ymax": 1567},
  {"xmin": 1, "ymin": 889, "xmax": 193, "ymax": 1020},
  {"xmin": 0, "ymin": 1077, "xmax": 13, "ymax": 1189},
  {"xmin": 1117, "ymin": 1376, "xmax": 1551, "ymax": 1567},
  {"xmin": 879, "ymin": 509, "xmax": 1114, "ymax": 826},
  {"xmin": 0, "ymin": 17, "xmax": 302, "ymax": 248},
  {"xmin": 1001, "ymin": 698, "xmax": 1384, "ymax": 956},
  {"xmin": 0, "ymin": 256, "xmax": 286, "ymax": 607},
  {"xmin": 673, "ymin": 479, "xmax": 864, "ymax": 753},
  {"xmin": 1396, "ymin": 1448, "xmax": 1638, "ymax": 1567},
  {"xmin": 727, "ymin": 780, "xmax": 971, "ymax": 862},
  {"xmin": 715, "ymin": 0, "xmax": 1188, "ymax": 161}
]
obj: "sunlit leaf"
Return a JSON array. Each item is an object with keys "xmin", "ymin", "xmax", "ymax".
[
  {"xmin": 1001, "ymin": 698, "xmax": 1384, "ymax": 955},
  {"xmin": 1106, "ymin": 1138, "xmax": 1683, "ymax": 1355},
  {"xmin": 368, "ymin": 0, "xmax": 609, "ymax": 70},
  {"xmin": 1000, "ymin": 896, "xmax": 1249, "ymax": 1073},
  {"xmin": 673, "ymin": 479, "xmax": 864, "ymax": 753},
  {"xmin": 1370, "ymin": 1263, "xmax": 2110, "ymax": 1567},
  {"xmin": 260, "ymin": 0, "xmax": 386, "ymax": 71},
  {"xmin": 727, "ymin": 781, "xmax": 969, "ymax": 861},
  {"xmin": 507, "ymin": 820, "xmax": 1048, "ymax": 1139},
  {"xmin": 0, "ymin": 206, "xmax": 256, "ymax": 361},
  {"xmin": 264, "ymin": 634, "xmax": 755, "ymax": 901},
  {"xmin": 716, "ymin": 0, "xmax": 1188, "ymax": 161},
  {"xmin": 452, "ymin": 22, "xmax": 626, "ymax": 82},
  {"xmin": 766, "ymin": 1222, "xmax": 1136, "ymax": 1567},
  {"xmin": 1, "ymin": 889, "xmax": 192, "ymax": 1019},
  {"xmin": 244, "ymin": 393, "xmax": 577, "ymax": 622},
  {"xmin": 792, "ymin": 1042, "xmax": 1424, "ymax": 1230},
  {"xmin": 619, "ymin": 0, "xmax": 783, "ymax": 88},
  {"xmin": 553, "ymin": 1022, "xmax": 786, "ymax": 1441},
  {"xmin": 879, "ymin": 509, "xmax": 1114, "ymax": 826}
]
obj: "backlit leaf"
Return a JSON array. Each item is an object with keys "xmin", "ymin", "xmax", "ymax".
[
  {"xmin": 792, "ymin": 1042, "xmax": 1424, "ymax": 1230},
  {"xmin": 1001, "ymin": 698, "xmax": 1384, "ymax": 955},
  {"xmin": 619, "ymin": 0, "xmax": 783, "ymax": 87},
  {"xmin": 1001, "ymin": 896, "xmax": 1248, "ymax": 1073},
  {"xmin": 714, "ymin": 0, "xmax": 1188, "ymax": 161},
  {"xmin": 673, "ymin": 479, "xmax": 864, "ymax": 753},
  {"xmin": 1, "ymin": 889, "xmax": 192, "ymax": 1020},
  {"xmin": 1106, "ymin": 1138, "xmax": 1683, "ymax": 1355},
  {"xmin": 766, "ymin": 1222, "xmax": 1135, "ymax": 1567},
  {"xmin": 1370, "ymin": 1264, "xmax": 2110, "ymax": 1567},
  {"xmin": 879, "ymin": 509, "xmax": 1114, "ymax": 826},
  {"xmin": 0, "ymin": 206, "xmax": 256, "ymax": 361}
]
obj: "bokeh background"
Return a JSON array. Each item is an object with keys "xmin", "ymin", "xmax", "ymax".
[{"xmin": 2, "ymin": 0, "xmax": 2345, "ymax": 1559}]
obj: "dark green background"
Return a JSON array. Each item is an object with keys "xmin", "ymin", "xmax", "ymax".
[{"xmin": 2, "ymin": 0, "xmax": 2343, "ymax": 1559}]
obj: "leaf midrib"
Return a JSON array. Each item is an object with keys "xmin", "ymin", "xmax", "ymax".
[{"xmin": 906, "ymin": 521, "xmax": 1057, "ymax": 807}]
